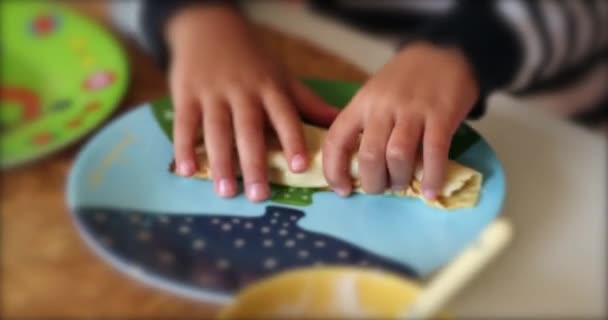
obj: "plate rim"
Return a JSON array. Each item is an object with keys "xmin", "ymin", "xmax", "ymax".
[{"xmin": 65, "ymin": 85, "xmax": 507, "ymax": 305}]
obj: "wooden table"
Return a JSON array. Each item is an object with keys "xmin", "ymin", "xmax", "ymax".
[{"xmin": 1, "ymin": 3, "xmax": 366, "ymax": 318}]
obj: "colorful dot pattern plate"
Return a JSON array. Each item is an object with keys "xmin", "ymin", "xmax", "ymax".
[
  {"xmin": 67, "ymin": 78, "xmax": 506, "ymax": 304},
  {"xmin": 0, "ymin": 2, "xmax": 128, "ymax": 168}
]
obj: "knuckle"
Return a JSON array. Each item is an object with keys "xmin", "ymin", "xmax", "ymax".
[
  {"xmin": 323, "ymin": 136, "xmax": 347, "ymax": 154},
  {"xmin": 323, "ymin": 171, "xmax": 339, "ymax": 187},
  {"xmin": 233, "ymin": 97, "xmax": 261, "ymax": 115},
  {"xmin": 431, "ymin": 117, "xmax": 452, "ymax": 132},
  {"xmin": 230, "ymin": 86, "xmax": 254, "ymax": 100},
  {"xmin": 358, "ymin": 147, "xmax": 384, "ymax": 165},
  {"xmin": 260, "ymin": 78, "xmax": 283, "ymax": 93},
  {"xmin": 392, "ymin": 166, "xmax": 413, "ymax": 183},
  {"xmin": 434, "ymin": 99, "xmax": 453, "ymax": 111},
  {"xmin": 386, "ymin": 145, "xmax": 410, "ymax": 163},
  {"xmin": 252, "ymin": 70, "xmax": 278, "ymax": 88},
  {"xmin": 321, "ymin": 160, "xmax": 344, "ymax": 186},
  {"xmin": 427, "ymin": 110, "xmax": 453, "ymax": 127},
  {"xmin": 426, "ymin": 136, "xmax": 451, "ymax": 154},
  {"xmin": 426, "ymin": 138, "xmax": 450, "ymax": 153},
  {"xmin": 350, "ymin": 91, "xmax": 371, "ymax": 106}
]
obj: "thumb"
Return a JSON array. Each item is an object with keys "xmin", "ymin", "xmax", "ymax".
[{"xmin": 290, "ymin": 79, "xmax": 340, "ymax": 127}]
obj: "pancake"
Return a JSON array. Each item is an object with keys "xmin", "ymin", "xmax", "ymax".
[{"xmin": 169, "ymin": 124, "xmax": 482, "ymax": 209}]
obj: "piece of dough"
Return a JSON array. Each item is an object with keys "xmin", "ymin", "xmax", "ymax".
[{"xmin": 169, "ymin": 124, "xmax": 482, "ymax": 209}]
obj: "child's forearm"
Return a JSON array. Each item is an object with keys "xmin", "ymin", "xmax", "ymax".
[
  {"xmin": 109, "ymin": 0, "xmax": 241, "ymax": 68},
  {"xmin": 167, "ymin": 5, "xmax": 254, "ymax": 61}
]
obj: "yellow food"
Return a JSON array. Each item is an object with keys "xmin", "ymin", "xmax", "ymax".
[
  {"xmin": 218, "ymin": 267, "xmax": 422, "ymax": 319},
  {"xmin": 170, "ymin": 124, "xmax": 482, "ymax": 209}
]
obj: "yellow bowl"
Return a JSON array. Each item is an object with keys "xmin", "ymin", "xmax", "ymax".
[{"xmin": 218, "ymin": 267, "xmax": 423, "ymax": 319}]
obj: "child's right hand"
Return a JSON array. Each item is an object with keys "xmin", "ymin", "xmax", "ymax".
[{"xmin": 166, "ymin": 5, "xmax": 339, "ymax": 202}]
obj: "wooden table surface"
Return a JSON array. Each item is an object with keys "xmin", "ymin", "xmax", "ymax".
[{"xmin": 1, "ymin": 3, "xmax": 366, "ymax": 318}]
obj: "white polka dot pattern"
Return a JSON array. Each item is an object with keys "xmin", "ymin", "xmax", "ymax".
[{"xmin": 77, "ymin": 206, "xmax": 417, "ymax": 294}]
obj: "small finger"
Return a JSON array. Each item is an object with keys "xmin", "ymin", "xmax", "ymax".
[
  {"xmin": 386, "ymin": 117, "xmax": 422, "ymax": 191},
  {"xmin": 231, "ymin": 93, "xmax": 270, "ymax": 202},
  {"xmin": 203, "ymin": 97, "xmax": 238, "ymax": 198},
  {"xmin": 262, "ymin": 88, "xmax": 308, "ymax": 173},
  {"xmin": 358, "ymin": 114, "xmax": 393, "ymax": 194},
  {"xmin": 172, "ymin": 91, "xmax": 200, "ymax": 177},
  {"xmin": 322, "ymin": 108, "xmax": 361, "ymax": 196},
  {"xmin": 422, "ymin": 118, "xmax": 451, "ymax": 200}
]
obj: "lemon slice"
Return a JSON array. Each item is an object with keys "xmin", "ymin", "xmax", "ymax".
[{"xmin": 218, "ymin": 267, "xmax": 423, "ymax": 319}]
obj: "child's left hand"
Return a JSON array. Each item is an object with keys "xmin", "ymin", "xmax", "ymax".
[{"xmin": 322, "ymin": 41, "xmax": 479, "ymax": 199}]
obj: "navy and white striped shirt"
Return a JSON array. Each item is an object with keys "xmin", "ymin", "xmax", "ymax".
[{"xmin": 111, "ymin": 0, "xmax": 608, "ymax": 119}]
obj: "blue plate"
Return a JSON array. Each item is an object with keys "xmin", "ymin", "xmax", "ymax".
[{"xmin": 67, "ymin": 78, "xmax": 506, "ymax": 304}]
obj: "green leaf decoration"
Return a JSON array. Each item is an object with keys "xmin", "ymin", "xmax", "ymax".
[
  {"xmin": 150, "ymin": 96, "xmax": 174, "ymax": 142},
  {"xmin": 270, "ymin": 184, "xmax": 322, "ymax": 206},
  {"xmin": 448, "ymin": 123, "xmax": 481, "ymax": 159},
  {"xmin": 300, "ymin": 78, "xmax": 360, "ymax": 109}
]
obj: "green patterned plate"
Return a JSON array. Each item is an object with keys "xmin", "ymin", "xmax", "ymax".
[{"xmin": 0, "ymin": 2, "xmax": 128, "ymax": 168}]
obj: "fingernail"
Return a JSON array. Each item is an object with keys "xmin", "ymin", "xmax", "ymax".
[
  {"xmin": 177, "ymin": 161, "xmax": 194, "ymax": 176},
  {"xmin": 392, "ymin": 185, "xmax": 404, "ymax": 192},
  {"xmin": 290, "ymin": 154, "xmax": 307, "ymax": 172},
  {"xmin": 335, "ymin": 187, "xmax": 350, "ymax": 197},
  {"xmin": 217, "ymin": 179, "xmax": 236, "ymax": 198},
  {"xmin": 247, "ymin": 183, "xmax": 269, "ymax": 202},
  {"xmin": 423, "ymin": 188, "xmax": 437, "ymax": 200}
]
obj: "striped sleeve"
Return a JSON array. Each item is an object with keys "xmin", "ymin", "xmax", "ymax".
[
  {"xmin": 110, "ymin": 0, "xmax": 608, "ymax": 95},
  {"xmin": 496, "ymin": 0, "xmax": 608, "ymax": 92},
  {"xmin": 416, "ymin": 0, "xmax": 607, "ymax": 108}
]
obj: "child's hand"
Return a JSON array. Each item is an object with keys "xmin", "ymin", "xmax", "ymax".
[
  {"xmin": 167, "ymin": 6, "xmax": 338, "ymax": 202},
  {"xmin": 323, "ymin": 42, "xmax": 479, "ymax": 199}
]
